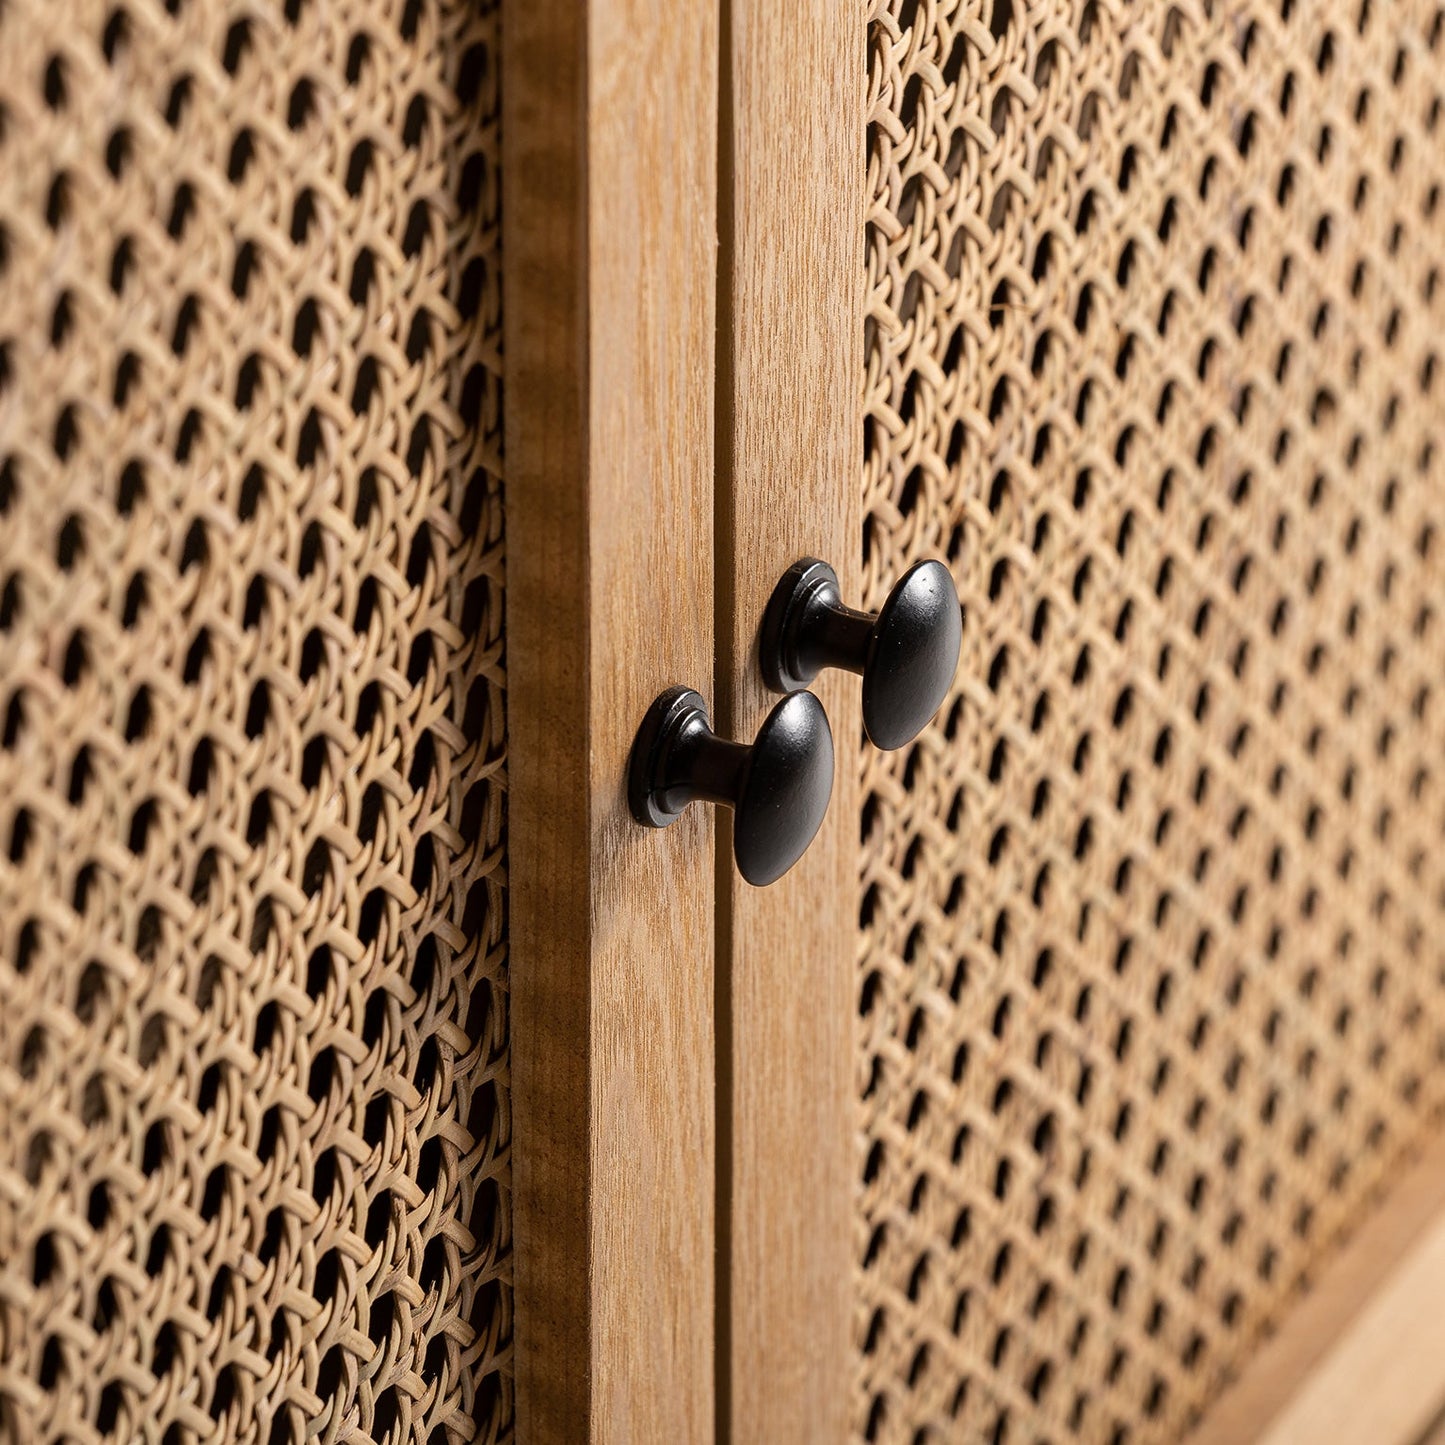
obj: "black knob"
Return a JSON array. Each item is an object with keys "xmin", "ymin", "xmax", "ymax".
[
  {"xmin": 628, "ymin": 685, "xmax": 834, "ymax": 887},
  {"xmin": 760, "ymin": 557, "xmax": 962, "ymax": 750}
]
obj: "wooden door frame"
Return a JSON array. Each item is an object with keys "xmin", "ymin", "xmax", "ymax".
[
  {"xmin": 716, "ymin": 2, "xmax": 864, "ymax": 1440},
  {"xmin": 507, "ymin": 0, "xmax": 864, "ymax": 1435},
  {"xmin": 504, "ymin": 2, "xmax": 720, "ymax": 1439}
]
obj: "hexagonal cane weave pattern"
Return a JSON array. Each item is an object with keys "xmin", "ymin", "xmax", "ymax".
[
  {"xmin": 858, "ymin": 2, "xmax": 1445, "ymax": 1440},
  {"xmin": 0, "ymin": 0, "xmax": 509, "ymax": 1439}
]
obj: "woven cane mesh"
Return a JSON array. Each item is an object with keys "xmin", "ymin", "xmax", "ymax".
[
  {"xmin": 0, "ymin": 0, "xmax": 508, "ymax": 1440},
  {"xmin": 859, "ymin": 1, "xmax": 1445, "ymax": 1440}
]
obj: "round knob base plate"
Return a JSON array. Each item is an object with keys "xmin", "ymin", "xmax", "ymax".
[
  {"xmin": 627, "ymin": 685, "xmax": 705, "ymax": 828},
  {"xmin": 759, "ymin": 558, "xmax": 840, "ymax": 693}
]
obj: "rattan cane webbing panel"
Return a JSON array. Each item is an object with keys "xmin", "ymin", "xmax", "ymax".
[
  {"xmin": 859, "ymin": 1, "xmax": 1445, "ymax": 1440},
  {"xmin": 0, "ymin": 1, "xmax": 508, "ymax": 1440}
]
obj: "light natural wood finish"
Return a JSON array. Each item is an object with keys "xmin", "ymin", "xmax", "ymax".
[
  {"xmin": 1191, "ymin": 1127, "xmax": 1445, "ymax": 1445},
  {"xmin": 504, "ymin": 2, "xmax": 719, "ymax": 1439},
  {"xmin": 1258, "ymin": 1211, "xmax": 1445, "ymax": 1445},
  {"xmin": 716, "ymin": 2, "xmax": 865, "ymax": 1439}
]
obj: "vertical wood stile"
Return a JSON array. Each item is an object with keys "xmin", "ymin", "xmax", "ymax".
[
  {"xmin": 505, "ymin": 2, "xmax": 719, "ymax": 1439},
  {"xmin": 717, "ymin": 2, "xmax": 865, "ymax": 1439}
]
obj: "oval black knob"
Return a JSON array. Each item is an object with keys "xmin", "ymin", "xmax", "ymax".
[
  {"xmin": 760, "ymin": 557, "xmax": 962, "ymax": 750},
  {"xmin": 627, "ymin": 685, "xmax": 834, "ymax": 887}
]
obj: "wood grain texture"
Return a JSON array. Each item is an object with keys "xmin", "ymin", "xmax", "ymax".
[
  {"xmin": 716, "ymin": 2, "xmax": 864, "ymax": 1439},
  {"xmin": 1257, "ymin": 1212, "xmax": 1445, "ymax": 1445},
  {"xmin": 504, "ymin": 2, "xmax": 718, "ymax": 1439},
  {"xmin": 1189, "ymin": 1125, "xmax": 1445, "ymax": 1445}
]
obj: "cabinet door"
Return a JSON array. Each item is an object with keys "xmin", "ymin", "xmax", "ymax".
[{"xmin": 725, "ymin": 2, "xmax": 1445, "ymax": 1443}]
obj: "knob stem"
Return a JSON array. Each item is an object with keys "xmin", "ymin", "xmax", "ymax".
[
  {"xmin": 660, "ymin": 713, "xmax": 750, "ymax": 812},
  {"xmin": 798, "ymin": 599, "xmax": 873, "ymax": 679}
]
